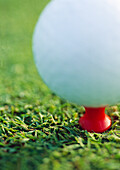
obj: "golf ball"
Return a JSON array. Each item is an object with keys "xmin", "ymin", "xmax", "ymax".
[{"xmin": 33, "ymin": 0, "xmax": 120, "ymax": 107}]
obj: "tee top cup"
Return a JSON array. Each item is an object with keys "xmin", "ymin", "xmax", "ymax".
[{"xmin": 33, "ymin": 0, "xmax": 120, "ymax": 132}]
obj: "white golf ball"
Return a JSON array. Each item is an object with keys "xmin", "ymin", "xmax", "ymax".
[{"xmin": 33, "ymin": 0, "xmax": 120, "ymax": 107}]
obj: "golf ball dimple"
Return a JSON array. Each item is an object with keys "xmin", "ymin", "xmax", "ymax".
[{"xmin": 33, "ymin": 0, "xmax": 120, "ymax": 107}]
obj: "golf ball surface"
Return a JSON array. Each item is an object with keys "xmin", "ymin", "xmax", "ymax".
[{"xmin": 33, "ymin": 0, "xmax": 120, "ymax": 107}]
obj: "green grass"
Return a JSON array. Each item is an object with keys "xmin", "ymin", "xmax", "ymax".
[{"xmin": 0, "ymin": 0, "xmax": 120, "ymax": 169}]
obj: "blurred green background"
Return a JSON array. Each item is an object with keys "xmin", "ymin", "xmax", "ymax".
[
  {"xmin": 0, "ymin": 0, "xmax": 120, "ymax": 170},
  {"xmin": 0, "ymin": 0, "xmax": 50, "ymax": 103}
]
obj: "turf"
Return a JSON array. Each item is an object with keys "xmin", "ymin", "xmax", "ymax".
[{"xmin": 0, "ymin": 0, "xmax": 120, "ymax": 169}]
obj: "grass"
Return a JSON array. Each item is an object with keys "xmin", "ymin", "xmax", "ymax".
[{"xmin": 0, "ymin": 0, "xmax": 120, "ymax": 169}]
